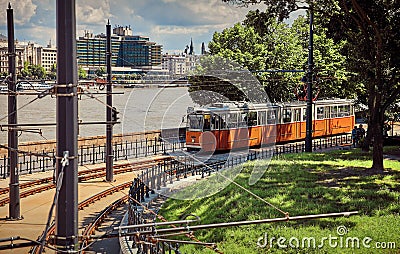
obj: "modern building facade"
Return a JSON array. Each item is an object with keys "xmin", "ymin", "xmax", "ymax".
[{"xmin": 77, "ymin": 26, "xmax": 162, "ymax": 71}]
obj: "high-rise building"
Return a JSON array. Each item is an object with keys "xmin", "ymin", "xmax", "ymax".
[{"xmin": 76, "ymin": 26, "xmax": 162, "ymax": 70}]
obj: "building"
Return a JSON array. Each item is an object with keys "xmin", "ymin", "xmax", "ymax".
[
  {"xmin": 0, "ymin": 38, "xmax": 24, "ymax": 75},
  {"xmin": 36, "ymin": 41, "xmax": 57, "ymax": 72},
  {"xmin": 76, "ymin": 26, "xmax": 162, "ymax": 73}
]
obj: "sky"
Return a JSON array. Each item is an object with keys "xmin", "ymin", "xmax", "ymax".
[{"xmin": 0, "ymin": 0, "xmax": 271, "ymax": 54}]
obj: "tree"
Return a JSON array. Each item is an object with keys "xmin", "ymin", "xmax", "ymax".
[
  {"xmin": 208, "ymin": 14, "xmax": 349, "ymax": 102},
  {"xmin": 78, "ymin": 66, "xmax": 87, "ymax": 79},
  {"xmin": 20, "ymin": 62, "xmax": 46, "ymax": 79},
  {"xmin": 222, "ymin": 0, "xmax": 400, "ymax": 171}
]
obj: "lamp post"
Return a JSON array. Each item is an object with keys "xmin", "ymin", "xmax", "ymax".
[{"xmin": 305, "ymin": 3, "xmax": 314, "ymax": 152}]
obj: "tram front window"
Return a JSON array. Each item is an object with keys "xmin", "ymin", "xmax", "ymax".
[{"xmin": 188, "ymin": 115, "xmax": 203, "ymax": 130}]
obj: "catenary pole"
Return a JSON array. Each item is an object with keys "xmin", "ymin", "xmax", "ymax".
[
  {"xmin": 305, "ymin": 4, "xmax": 314, "ymax": 152},
  {"xmin": 106, "ymin": 20, "xmax": 114, "ymax": 182},
  {"xmin": 56, "ymin": 0, "xmax": 79, "ymax": 252},
  {"xmin": 7, "ymin": 3, "xmax": 21, "ymax": 220}
]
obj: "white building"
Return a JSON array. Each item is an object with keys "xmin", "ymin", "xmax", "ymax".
[
  {"xmin": 37, "ymin": 41, "xmax": 57, "ymax": 72},
  {"xmin": 162, "ymin": 53, "xmax": 200, "ymax": 77}
]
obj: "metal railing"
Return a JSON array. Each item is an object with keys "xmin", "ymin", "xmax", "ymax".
[{"xmin": 0, "ymin": 135, "xmax": 185, "ymax": 179}]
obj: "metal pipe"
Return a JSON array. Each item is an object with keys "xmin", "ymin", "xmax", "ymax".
[
  {"xmin": 134, "ymin": 211, "xmax": 358, "ymax": 235},
  {"xmin": 150, "ymin": 238, "xmax": 215, "ymax": 246},
  {"xmin": 7, "ymin": 3, "xmax": 21, "ymax": 220},
  {"xmin": 55, "ymin": 0, "xmax": 79, "ymax": 252},
  {"xmin": 114, "ymin": 219, "xmax": 200, "ymax": 231},
  {"xmin": 106, "ymin": 19, "xmax": 113, "ymax": 182}
]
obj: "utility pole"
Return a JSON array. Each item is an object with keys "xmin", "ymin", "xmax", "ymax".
[
  {"xmin": 305, "ymin": 4, "xmax": 314, "ymax": 152},
  {"xmin": 106, "ymin": 20, "xmax": 113, "ymax": 182},
  {"xmin": 7, "ymin": 3, "xmax": 21, "ymax": 220},
  {"xmin": 56, "ymin": 0, "xmax": 78, "ymax": 252}
]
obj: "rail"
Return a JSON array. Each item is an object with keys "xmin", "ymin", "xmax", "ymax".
[
  {"xmin": 0, "ymin": 157, "xmax": 169, "ymax": 207},
  {"xmin": 30, "ymin": 182, "xmax": 133, "ymax": 254}
]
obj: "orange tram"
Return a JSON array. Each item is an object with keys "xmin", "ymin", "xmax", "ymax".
[{"xmin": 185, "ymin": 99, "xmax": 355, "ymax": 151}]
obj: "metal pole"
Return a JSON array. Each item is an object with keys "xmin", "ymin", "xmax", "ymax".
[
  {"xmin": 106, "ymin": 20, "xmax": 113, "ymax": 182},
  {"xmin": 56, "ymin": 0, "xmax": 78, "ymax": 252},
  {"xmin": 305, "ymin": 4, "xmax": 314, "ymax": 152},
  {"xmin": 7, "ymin": 3, "xmax": 21, "ymax": 220}
]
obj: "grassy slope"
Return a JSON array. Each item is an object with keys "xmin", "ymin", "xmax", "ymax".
[{"xmin": 160, "ymin": 148, "xmax": 400, "ymax": 253}]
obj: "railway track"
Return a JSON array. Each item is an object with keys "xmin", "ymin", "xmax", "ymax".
[
  {"xmin": 30, "ymin": 182, "xmax": 132, "ymax": 254},
  {"xmin": 0, "ymin": 156, "xmax": 170, "ymax": 207}
]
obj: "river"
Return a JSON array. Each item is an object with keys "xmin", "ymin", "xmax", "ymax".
[{"xmin": 0, "ymin": 87, "xmax": 195, "ymax": 144}]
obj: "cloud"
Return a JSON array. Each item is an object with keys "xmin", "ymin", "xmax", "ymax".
[
  {"xmin": 0, "ymin": 0, "xmax": 37, "ymax": 26},
  {"xmin": 151, "ymin": 23, "xmax": 231, "ymax": 36},
  {"xmin": 0, "ymin": 0, "xmax": 264, "ymax": 50},
  {"xmin": 76, "ymin": 0, "xmax": 111, "ymax": 25}
]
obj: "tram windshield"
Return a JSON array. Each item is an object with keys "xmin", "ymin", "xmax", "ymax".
[
  {"xmin": 188, "ymin": 114, "xmax": 211, "ymax": 131},
  {"xmin": 187, "ymin": 114, "xmax": 203, "ymax": 130}
]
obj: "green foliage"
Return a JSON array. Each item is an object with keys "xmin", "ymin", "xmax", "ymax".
[
  {"xmin": 160, "ymin": 149, "xmax": 400, "ymax": 253},
  {"xmin": 222, "ymin": 0, "xmax": 400, "ymax": 171},
  {"xmin": 78, "ymin": 66, "xmax": 87, "ymax": 79},
  {"xmin": 21, "ymin": 61, "xmax": 46, "ymax": 79},
  {"xmin": 205, "ymin": 13, "xmax": 349, "ymax": 102}
]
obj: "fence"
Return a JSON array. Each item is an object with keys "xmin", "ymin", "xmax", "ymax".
[{"xmin": 0, "ymin": 133, "xmax": 185, "ymax": 179}]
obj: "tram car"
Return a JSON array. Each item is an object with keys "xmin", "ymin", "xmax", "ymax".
[{"xmin": 186, "ymin": 99, "xmax": 354, "ymax": 151}]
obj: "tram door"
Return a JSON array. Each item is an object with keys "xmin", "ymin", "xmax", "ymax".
[{"xmin": 294, "ymin": 108, "xmax": 302, "ymax": 139}]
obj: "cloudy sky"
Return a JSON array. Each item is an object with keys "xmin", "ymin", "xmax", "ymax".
[{"xmin": 0, "ymin": 0, "xmax": 268, "ymax": 53}]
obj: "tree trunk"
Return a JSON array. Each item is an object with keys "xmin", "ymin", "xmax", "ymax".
[
  {"xmin": 370, "ymin": 106, "xmax": 385, "ymax": 172},
  {"xmin": 372, "ymin": 126, "xmax": 384, "ymax": 171}
]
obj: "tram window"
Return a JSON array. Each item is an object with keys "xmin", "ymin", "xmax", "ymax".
[
  {"xmin": 331, "ymin": 106, "xmax": 338, "ymax": 118},
  {"xmin": 267, "ymin": 110, "xmax": 277, "ymax": 124},
  {"xmin": 294, "ymin": 108, "xmax": 301, "ymax": 122},
  {"xmin": 317, "ymin": 106, "xmax": 324, "ymax": 120},
  {"xmin": 203, "ymin": 114, "xmax": 211, "ymax": 131},
  {"xmin": 302, "ymin": 108, "xmax": 307, "ymax": 121},
  {"xmin": 338, "ymin": 105, "xmax": 350, "ymax": 117},
  {"xmin": 188, "ymin": 114, "xmax": 203, "ymax": 130},
  {"xmin": 211, "ymin": 114, "xmax": 219, "ymax": 130},
  {"xmin": 324, "ymin": 106, "xmax": 330, "ymax": 118},
  {"xmin": 248, "ymin": 112, "xmax": 257, "ymax": 126},
  {"xmin": 283, "ymin": 109, "xmax": 292, "ymax": 123},
  {"xmin": 228, "ymin": 113, "xmax": 238, "ymax": 128},
  {"xmin": 239, "ymin": 112, "xmax": 248, "ymax": 127},
  {"xmin": 258, "ymin": 111, "xmax": 266, "ymax": 125},
  {"xmin": 220, "ymin": 114, "xmax": 227, "ymax": 129}
]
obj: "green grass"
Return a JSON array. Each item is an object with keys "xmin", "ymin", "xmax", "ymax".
[{"xmin": 159, "ymin": 148, "xmax": 400, "ymax": 253}]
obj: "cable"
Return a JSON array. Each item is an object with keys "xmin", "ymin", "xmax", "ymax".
[
  {"xmin": 0, "ymin": 86, "xmax": 53, "ymax": 122},
  {"xmin": 38, "ymin": 152, "xmax": 68, "ymax": 253}
]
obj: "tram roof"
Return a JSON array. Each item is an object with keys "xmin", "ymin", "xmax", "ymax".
[{"xmin": 188, "ymin": 99, "xmax": 353, "ymax": 113}]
